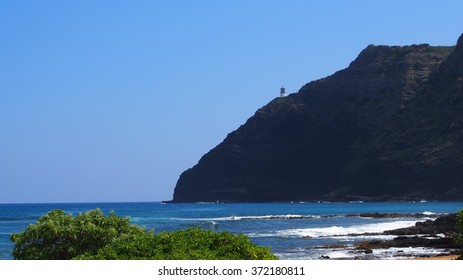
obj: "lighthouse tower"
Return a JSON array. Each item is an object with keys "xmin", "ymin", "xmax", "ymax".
[{"xmin": 280, "ymin": 86, "xmax": 286, "ymax": 97}]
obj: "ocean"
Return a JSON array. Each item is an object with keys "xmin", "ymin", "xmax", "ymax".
[{"xmin": 1, "ymin": 202, "xmax": 462, "ymax": 260}]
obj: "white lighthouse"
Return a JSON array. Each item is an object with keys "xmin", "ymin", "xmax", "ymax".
[{"xmin": 280, "ymin": 86, "xmax": 286, "ymax": 97}]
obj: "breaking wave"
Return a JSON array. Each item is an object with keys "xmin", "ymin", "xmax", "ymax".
[
  {"xmin": 173, "ymin": 214, "xmax": 332, "ymax": 221},
  {"xmin": 249, "ymin": 220, "xmax": 421, "ymax": 238}
]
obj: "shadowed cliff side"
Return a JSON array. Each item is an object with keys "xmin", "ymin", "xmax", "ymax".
[{"xmin": 171, "ymin": 34, "xmax": 463, "ymax": 203}]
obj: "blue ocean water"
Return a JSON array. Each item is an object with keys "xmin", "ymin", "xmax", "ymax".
[{"xmin": 0, "ymin": 202, "xmax": 462, "ymax": 260}]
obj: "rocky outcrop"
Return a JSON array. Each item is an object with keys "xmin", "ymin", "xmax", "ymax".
[
  {"xmin": 171, "ymin": 34, "xmax": 463, "ymax": 203},
  {"xmin": 354, "ymin": 214, "xmax": 463, "ymax": 252},
  {"xmin": 384, "ymin": 214, "xmax": 458, "ymax": 235},
  {"xmin": 355, "ymin": 236, "xmax": 459, "ymax": 250}
]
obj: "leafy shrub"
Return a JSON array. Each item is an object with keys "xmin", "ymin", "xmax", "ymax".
[
  {"xmin": 10, "ymin": 209, "xmax": 147, "ymax": 260},
  {"xmin": 11, "ymin": 209, "xmax": 277, "ymax": 260},
  {"xmin": 456, "ymin": 209, "xmax": 463, "ymax": 260},
  {"xmin": 81, "ymin": 228, "xmax": 277, "ymax": 260}
]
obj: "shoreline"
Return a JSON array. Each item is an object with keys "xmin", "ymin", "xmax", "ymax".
[
  {"xmin": 1, "ymin": 203, "xmax": 461, "ymax": 260},
  {"xmin": 409, "ymin": 254, "xmax": 460, "ymax": 260},
  {"xmin": 316, "ymin": 213, "xmax": 463, "ymax": 260}
]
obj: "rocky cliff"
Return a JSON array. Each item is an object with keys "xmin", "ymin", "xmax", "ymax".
[{"xmin": 171, "ymin": 34, "xmax": 463, "ymax": 202}]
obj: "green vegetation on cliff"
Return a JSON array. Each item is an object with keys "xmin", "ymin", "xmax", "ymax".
[
  {"xmin": 10, "ymin": 209, "xmax": 277, "ymax": 260},
  {"xmin": 457, "ymin": 209, "xmax": 463, "ymax": 260}
]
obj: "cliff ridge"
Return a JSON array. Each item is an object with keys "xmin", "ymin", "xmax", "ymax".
[{"xmin": 171, "ymin": 34, "xmax": 463, "ymax": 202}]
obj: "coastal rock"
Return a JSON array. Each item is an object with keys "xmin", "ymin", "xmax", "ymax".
[
  {"xmin": 384, "ymin": 214, "xmax": 458, "ymax": 236},
  {"xmin": 356, "ymin": 237, "xmax": 460, "ymax": 250},
  {"xmin": 354, "ymin": 214, "xmax": 463, "ymax": 253},
  {"xmin": 171, "ymin": 34, "xmax": 463, "ymax": 203}
]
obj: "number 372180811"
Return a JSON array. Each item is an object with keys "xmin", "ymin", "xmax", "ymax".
[{"xmin": 251, "ymin": 266, "xmax": 306, "ymax": 276}]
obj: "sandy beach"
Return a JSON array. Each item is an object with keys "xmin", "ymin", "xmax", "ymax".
[{"xmin": 410, "ymin": 254, "xmax": 460, "ymax": 260}]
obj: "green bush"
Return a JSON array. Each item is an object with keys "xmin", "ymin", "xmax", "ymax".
[
  {"xmin": 80, "ymin": 228, "xmax": 277, "ymax": 260},
  {"xmin": 10, "ymin": 209, "xmax": 147, "ymax": 260},
  {"xmin": 456, "ymin": 209, "xmax": 463, "ymax": 260},
  {"xmin": 10, "ymin": 209, "xmax": 277, "ymax": 260}
]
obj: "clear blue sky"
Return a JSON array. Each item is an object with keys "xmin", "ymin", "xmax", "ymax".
[{"xmin": 1, "ymin": 0, "xmax": 462, "ymax": 203}]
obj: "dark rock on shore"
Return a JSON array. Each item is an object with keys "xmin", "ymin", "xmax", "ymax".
[
  {"xmin": 353, "ymin": 214, "xmax": 463, "ymax": 253},
  {"xmin": 171, "ymin": 33, "xmax": 463, "ymax": 203},
  {"xmin": 384, "ymin": 214, "xmax": 458, "ymax": 236},
  {"xmin": 356, "ymin": 236, "xmax": 460, "ymax": 250},
  {"xmin": 306, "ymin": 213, "xmax": 463, "ymax": 259}
]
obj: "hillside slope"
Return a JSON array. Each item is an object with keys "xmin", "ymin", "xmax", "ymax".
[{"xmin": 171, "ymin": 34, "xmax": 463, "ymax": 202}]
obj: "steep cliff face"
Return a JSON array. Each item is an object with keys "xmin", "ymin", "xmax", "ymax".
[{"xmin": 171, "ymin": 34, "xmax": 463, "ymax": 202}]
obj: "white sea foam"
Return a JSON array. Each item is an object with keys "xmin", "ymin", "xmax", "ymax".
[
  {"xmin": 421, "ymin": 211, "xmax": 436, "ymax": 216},
  {"xmin": 324, "ymin": 251, "xmax": 352, "ymax": 259},
  {"xmin": 321, "ymin": 247, "xmax": 449, "ymax": 260},
  {"xmin": 373, "ymin": 247, "xmax": 449, "ymax": 259},
  {"xmin": 417, "ymin": 233, "xmax": 445, "ymax": 239},
  {"xmin": 328, "ymin": 234, "xmax": 397, "ymax": 241},
  {"xmin": 228, "ymin": 214, "xmax": 322, "ymax": 220},
  {"xmin": 251, "ymin": 220, "xmax": 421, "ymax": 238},
  {"xmin": 175, "ymin": 214, "xmax": 323, "ymax": 221},
  {"xmin": 276, "ymin": 245, "xmax": 451, "ymax": 260}
]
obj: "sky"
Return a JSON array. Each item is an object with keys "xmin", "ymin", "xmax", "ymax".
[{"xmin": 1, "ymin": 0, "xmax": 462, "ymax": 203}]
